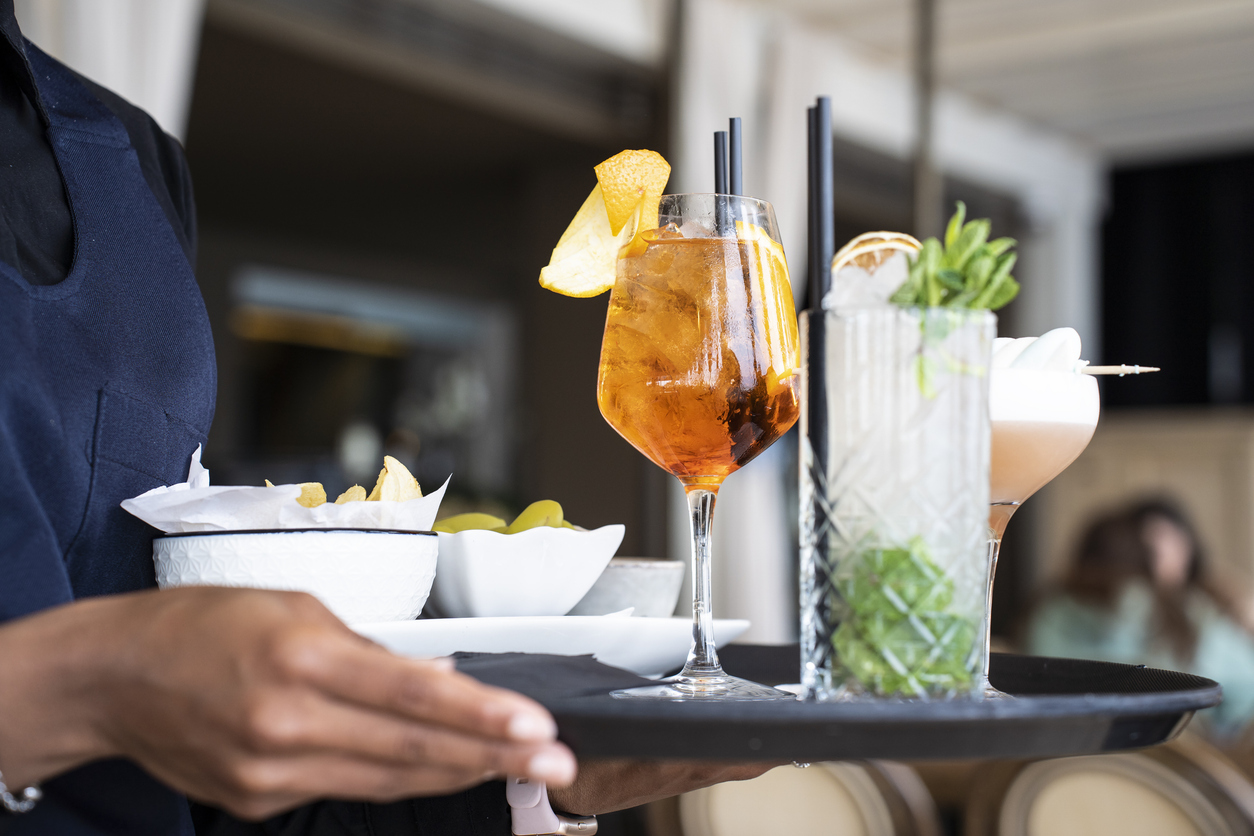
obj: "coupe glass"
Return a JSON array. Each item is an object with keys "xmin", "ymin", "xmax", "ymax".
[
  {"xmin": 596, "ymin": 193, "xmax": 801, "ymax": 700},
  {"xmin": 982, "ymin": 368, "xmax": 1099, "ymax": 696}
]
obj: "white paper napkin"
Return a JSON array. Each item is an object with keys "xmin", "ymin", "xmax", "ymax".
[{"xmin": 122, "ymin": 446, "xmax": 448, "ymax": 533}]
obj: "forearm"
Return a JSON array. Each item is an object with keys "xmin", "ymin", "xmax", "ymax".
[
  {"xmin": 2, "ymin": 586, "xmax": 576, "ymax": 821},
  {"xmin": 0, "ymin": 597, "xmax": 120, "ymax": 787}
]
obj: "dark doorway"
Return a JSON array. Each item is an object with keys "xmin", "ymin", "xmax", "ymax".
[{"xmin": 1102, "ymin": 152, "xmax": 1254, "ymax": 407}]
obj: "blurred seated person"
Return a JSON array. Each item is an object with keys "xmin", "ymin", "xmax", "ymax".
[{"xmin": 1026, "ymin": 499, "xmax": 1254, "ymax": 738}]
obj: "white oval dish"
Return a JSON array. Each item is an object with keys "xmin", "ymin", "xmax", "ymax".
[
  {"xmin": 430, "ymin": 524, "xmax": 624, "ymax": 618},
  {"xmin": 356, "ymin": 616, "xmax": 750, "ymax": 678},
  {"xmin": 153, "ymin": 528, "xmax": 438, "ymax": 624}
]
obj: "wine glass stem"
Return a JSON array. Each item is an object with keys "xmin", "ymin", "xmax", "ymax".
[
  {"xmin": 984, "ymin": 534, "xmax": 1002, "ymax": 684},
  {"xmin": 984, "ymin": 502, "xmax": 1019, "ymax": 686},
  {"xmin": 682, "ymin": 486, "xmax": 723, "ymax": 677}
]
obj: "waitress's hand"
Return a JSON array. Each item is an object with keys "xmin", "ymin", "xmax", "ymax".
[
  {"xmin": 547, "ymin": 759, "xmax": 777, "ymax": 815},
  {"xmin": 0, "ymin": 587, "xmax": 575, "ymax": 820}
]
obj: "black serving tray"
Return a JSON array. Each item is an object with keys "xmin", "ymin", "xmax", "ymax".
[{"xmin": 456, "ymin": 645, "xmax": 1222, "ymax": 762}]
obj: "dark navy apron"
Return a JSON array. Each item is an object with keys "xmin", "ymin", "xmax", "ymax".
[{"xmin": 0, "ymin": 43, "xmax": 216, "ymax": 835}]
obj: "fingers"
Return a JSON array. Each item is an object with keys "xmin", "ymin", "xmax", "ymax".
[
  {"xmin": 250, "ymin": 627, "xmax": 577, "ymax": 786},
  {"xmin": 239, "ymin": 688, "xmax": 576, "ymax": 785},
  {"xmin": 275, "ymin": 631, "xmax": 558, "ymax": 745}
]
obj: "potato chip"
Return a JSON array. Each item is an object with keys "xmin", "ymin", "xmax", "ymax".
[
  {"xmin": 367, "ymin": 455, "xmax": 423, "ymax": 502},
  {"xmin": 264, "ymin": 479, "xmax": 275, "ymax": 488},
  {"xmin": 335, "ymin": 485, "xmax": 366, "ymax": 504},
  {"xmin": 594, "ymin": 150, "xmax": 670, "ymax": 235},
  {"xmin": 297, "ymin": 482, "xmax": 326, "ymax": 508}
]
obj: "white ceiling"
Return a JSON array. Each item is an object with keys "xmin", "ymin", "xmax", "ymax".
[{"xmin": 766, "ymin": 0, "xmax": 1254, "ymax": 162}]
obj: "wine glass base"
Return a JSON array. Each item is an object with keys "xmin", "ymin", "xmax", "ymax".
[
  {"xmin": 979, "ymin": 677, "xmax": 1015, "ymax": 700},
  {"xmin": 611, "ymin": 672, "xmax": 795, "ymax": 701}
]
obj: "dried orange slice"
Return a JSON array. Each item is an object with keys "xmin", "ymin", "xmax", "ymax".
[
  {"xmin": 540, "ymin": 150, "xmax": 671, "ymax": 298},
  {"xmin": 594, "ymin": 150, "xmax": 670, "ymax": 235},
  {"xmin": 832, "ymin": 232, "xmax": 921, "ymax": 274},
  {"xmin": 736, "ymin": 221, "xmax": 798, "ymax": 387},
  {"xmin": 539, "ymin": 184, "xmax": 637, "ymax": 297}
]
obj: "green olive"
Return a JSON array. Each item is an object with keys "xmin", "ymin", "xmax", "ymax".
[
  {"xmin": 504, "ymin": 500, "xmax": 565, "ymax": 533},
  {"xmin": 433, "ymin": 512, "xmax": 508, "ymax": 533}
]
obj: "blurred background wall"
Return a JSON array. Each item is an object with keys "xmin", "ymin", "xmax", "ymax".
[{"xmin": 13, "ymin": 0, "xmax": 1254, "ymax": 644}]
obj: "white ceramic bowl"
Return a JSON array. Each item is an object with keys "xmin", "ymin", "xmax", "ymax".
[
  {"xmin": 430, "ymin": 524, "xmax": 624, "ymax": 618},
  {"xmin": 153, "ymin": 529, "xmax": 438, "ymax": 624},
  {"xmin": 568, "ymin": 557, "xmax": 686, "ymax": 617}
]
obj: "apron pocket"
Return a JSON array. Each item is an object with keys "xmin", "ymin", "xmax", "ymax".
[{"xmin": 64, "ymin": 387, "xmax": 208, "ymax": 596}]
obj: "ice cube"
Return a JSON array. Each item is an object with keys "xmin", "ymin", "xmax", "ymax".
[
  {"xmin": 679, "ymin": 219, "xmax": 712, "ymax": 239},
  {"xmin": 648, "ymin": 222, "xmax": 684, "ymax": 240},
  {"xmin": 823, "ymin": 250, "xmax": 911, "ymax": 310}
]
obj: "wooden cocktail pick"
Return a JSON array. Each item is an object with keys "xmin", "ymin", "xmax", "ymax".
[{"xmin": 1081, "ymin": 365, "xmax": 1160, "ymax": 376}]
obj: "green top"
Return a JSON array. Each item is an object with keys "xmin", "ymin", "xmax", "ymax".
[
  {"xmin": 890, "ymin": 202, "xmax": 1019, "ymax": 311},
  {"xmin": 1026, "ymin": 581, "xmax": 1254, "ymax": 738}
]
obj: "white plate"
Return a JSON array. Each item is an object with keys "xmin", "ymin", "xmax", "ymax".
[{"xmin": 355, "ymin": 616, "xmax": 750, "ymax": 678}]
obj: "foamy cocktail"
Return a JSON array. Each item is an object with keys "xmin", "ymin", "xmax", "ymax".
[
  {"xmin": 980, "ymin": 328, "xmax": 1099, "ymax": 697},
  {"xmin": 988, "ymin": 328, "xmax": 1100, "ymax": 540}
]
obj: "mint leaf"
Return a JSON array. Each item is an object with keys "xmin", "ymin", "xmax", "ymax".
[
  {"xmin": 944, "ymin": 201, "xmax": 966, "ymax": 250},
  {"xmin": 937, "ymin": 268, "xmax": 965, "ymax": 291},
  {"xmin": 832, "ymin": 538, "xmax": 978, "ymax": 697},
  {"xmin": 984, "ymin": 276, "xmax": 1020, "ymax": 311},
  {"xmin": 889, "ymin": 204, "xmax": 1018, "ymax": 312},
  {"xmin": 944, "ymin": 219, "xmax": 990, "ymax": 272},
  {"xmin": 986, "ymin": 236, "xmax": 1016, "ymax": 257},
  {"xmin": 972, "ymin": 252, "xmax": 1017, "ymax": 309}
]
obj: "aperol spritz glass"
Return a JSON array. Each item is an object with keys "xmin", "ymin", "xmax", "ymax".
[{"xmin": 597, "ymin": 193, "xmax": 801, "ymax": 700}]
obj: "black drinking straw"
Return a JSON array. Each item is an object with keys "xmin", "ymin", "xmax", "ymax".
[
  {"xmin": 815, "ymin": 96, "xmax": 834, "ymax": 304},
  {"xmin": 806, "ymin": 106, "xmax": 820, "ymax": 310},
  {"xmin": 714, "ymin": 130, "xmax": 730, "ymax": 234},
  {"xmin": 714, "ymin": 130, "xmax": 729, "ymax": 194},
  {"xmin": 729, "ymin": 117, "xmax": 743, "ymax": 196},
  {"xmin": 803, "ymin": 100, "xmax": 832, "ymax": 693}
]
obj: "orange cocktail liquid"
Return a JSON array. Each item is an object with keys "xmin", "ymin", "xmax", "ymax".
[
  {"xmin": 988, "ymin": 419, "xmax": 1097, "ymax": 538},
  {"xmin": 597, "ymin": 234, "xmax": 800, "ymax": 486}
]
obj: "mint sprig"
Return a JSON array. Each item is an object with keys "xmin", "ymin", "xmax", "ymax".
[
  {"xmin": 832, "ymin": 537, "xmax": 978, "ymax": 697},
  {"xmin": 889, "ymin": 202, "xmax": 1019, "ymax": 311}
]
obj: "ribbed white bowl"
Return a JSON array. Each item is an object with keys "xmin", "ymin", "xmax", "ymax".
[
  {"xmin": 568, "ymin": 557, "xmax": 686, "ymax": 617},
  {"xmin": 430, "ymin": 525, "xmax": 624, "ymax": 618},
  {"xmin": 153, "ymin": 529, "xmax": 438, "ymax": 624}
]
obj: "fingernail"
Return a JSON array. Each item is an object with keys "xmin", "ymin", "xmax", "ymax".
[
  {"xmin": 508, "ymin": 712, "xmax": 557, "ymax": 742},
  {"xmin": 528, "ymin": 750, "xmax": 576, "ymax": 784},
  {"xmin": 413, "ymin": 656, "xmax": 455, "ymax": 672}
]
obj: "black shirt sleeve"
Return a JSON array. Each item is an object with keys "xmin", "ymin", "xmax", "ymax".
[
  {"xmin": 0, "ymin": 3, "xmax": 196, "ymax": 285},
  {"xmin": 0, "ymin": 33, "xmax": 74, "ymax": 284},
  {"xmin": 188, "ymin": 782, "xmax": 512, "ymax": 836}
]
